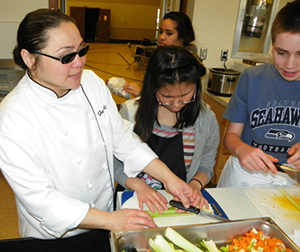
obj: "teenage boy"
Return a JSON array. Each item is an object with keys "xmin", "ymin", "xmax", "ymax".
[{"xmin": 218, "ymin": 0, "xmax": 300, "ymax": 187}]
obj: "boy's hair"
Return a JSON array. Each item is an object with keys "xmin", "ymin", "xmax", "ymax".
[{"xmin": 271, "ymin": 0, "xmax": 300, "ymax": 43}]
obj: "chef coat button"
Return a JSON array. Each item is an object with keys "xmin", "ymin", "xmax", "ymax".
[
  {"xmin": 101, "ymin": 142, "xmax": 106, "ymax": 147},
  {"xmin": 63, "ymin": 130, "xmax": 68, "ymax": 136},
  {"xmin": 106, "ymin": 183, "xmax": 110, "ymax": 188},
  {"xmin": 87, "ymin": 181, "xmax": 93, "ymax": 189},
  {"xmin": 90, "ymin": 201, "xmax": 95, "ymax": 208},
  {"xmin": 76, "ymin": 158, "xmax": 82, "ymax": 164},
  {"xmin": 103, "ymin": 164, "xmax": 108, "ymax": 170},
  {"xmin": 88, "ymin": 114, "xmax": 94, "ymax": 120}
]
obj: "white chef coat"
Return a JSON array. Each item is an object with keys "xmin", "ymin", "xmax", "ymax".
[{"xmin": 0, "ymin": 70, "xmax": 157, "ymax": 239}]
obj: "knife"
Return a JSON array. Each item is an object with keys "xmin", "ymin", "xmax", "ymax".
[
  {"xmin": 274, "ymin": 163, "xmax": 300, "ymax": 183},
  {"xmin": 274, "ymin": 163, "xmax": 297, "ymax": 172},
  {"xmin": 169, "ymin": 200, "xmax": 229, "ymax": 222}
]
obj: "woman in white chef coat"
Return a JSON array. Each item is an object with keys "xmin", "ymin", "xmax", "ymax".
[{"xmin": 0, "ymin": 9, "xmax": 196, "ymax": 244}]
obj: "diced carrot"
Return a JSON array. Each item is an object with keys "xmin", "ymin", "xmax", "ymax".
[{"xmin": 225, "ymin": 228, "xmax": 295, "ymax": 252}]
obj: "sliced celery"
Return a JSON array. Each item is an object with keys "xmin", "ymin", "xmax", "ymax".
[
  {"xmin": 149, "ymin": 235, "xmax": 176, "ymax": 252},
  {"xmin": 279, "ymin": 187, "xmax": 300, "ymax": 211},
  {"xmin": 203, "ymin": 239, "xmax": 220, "ymax": 252},
  {"xmin": 165, "ymin": 227, "xmax": 204, "ymax": 252},
  {"xmin": 145, "ymin": 207, "xmax": 191, "ymax": 218}
]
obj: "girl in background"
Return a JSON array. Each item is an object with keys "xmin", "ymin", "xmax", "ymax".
[{"xmin": 124, "ymin": 11, "xmax": 200, "ymax": 97}]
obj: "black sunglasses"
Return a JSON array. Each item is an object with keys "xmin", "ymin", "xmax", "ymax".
[{"xmin": 33, "ymin": 45, "xmax": 89, "ymax": 64}]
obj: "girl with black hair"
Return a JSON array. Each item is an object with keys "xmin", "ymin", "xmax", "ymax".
[{"xmin": 114, "ymin": 46, "xmax": 219, "ymax": 212}]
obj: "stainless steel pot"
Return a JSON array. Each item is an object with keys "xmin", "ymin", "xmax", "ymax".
[{"xmin": 207, "ymin": 68, "xmax": 240, "ymax": 97}]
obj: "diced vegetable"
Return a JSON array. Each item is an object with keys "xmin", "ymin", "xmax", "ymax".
[
  {"xmin": 251, "ymin": 227, "xmax": 258, "ymax": 235},
  {"xmin": 225, "ymin": 227, "xmax": 295, "ymax": 252},
  {"xmin": 165, "ymin": 227, "xmax": 204, "ymax": 252},
  {"xmin": 279, "ymin": 187, "xmax": 300, "ymax": 212}
]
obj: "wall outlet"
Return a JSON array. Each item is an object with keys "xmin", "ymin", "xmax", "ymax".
[
  {"xmin": 200, "ymin": 47, "xmax": 208, "ymax": 60},
  {"xmin": 220, "ymin": 49, "xmax": 228, "ymax": 61}
]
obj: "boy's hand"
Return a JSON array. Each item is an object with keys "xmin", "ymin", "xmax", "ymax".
[
  {"xmin": 236, "ymin": 144, "xmax": 278, "ymax": 174},
  {"xmin": 287, "ymin": 142, "xmax": 300, "ymax": 170}
]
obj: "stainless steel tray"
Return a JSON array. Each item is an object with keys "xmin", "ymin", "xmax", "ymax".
[{"xmin": 109, "ymin": 217, "xmax": 299, "ymax": 252}]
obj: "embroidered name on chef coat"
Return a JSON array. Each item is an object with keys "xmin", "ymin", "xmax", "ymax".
[{"xmin": 98, "ymin": 105, "xmax": 107, "ymax": 116}]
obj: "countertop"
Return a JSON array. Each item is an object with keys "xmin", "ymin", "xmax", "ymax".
[
  {"xmin": 203, "ymin": 88, "xmax": 231, "ymax": 107},
  {"xmin": 117, "ymin": 185, "xmax": 300, "ymax": 239}
]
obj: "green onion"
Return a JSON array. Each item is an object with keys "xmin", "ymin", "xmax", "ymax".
[{"xmin": 279, "ymin": 187, "xmax": 300, "ymax": 211}]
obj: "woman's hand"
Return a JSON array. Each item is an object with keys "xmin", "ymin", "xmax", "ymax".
[
  {"xmin": 79, "ymin": 208, "xmax": 157, "ymax": 231},
  {"xmin": 107, "ymin": 209, "xmax": 157, "ymax": 231},
  {"xmin": 123, "ymin": 82, "xmax": 142, "ymax": 97},
  {"xmin": 125, "ymin": 177, "xmax": 168, "ymax": 213},
  {"xmin": 188, "ymin": 180, "xmax": 209, "ymax": 210},
  {"xmin": 163, "ymin": 177, "xmax": 194, "ymax": 209},
  {"xmin": 143, "ymin": 159, "xmax": 194, "ymax": 208}
]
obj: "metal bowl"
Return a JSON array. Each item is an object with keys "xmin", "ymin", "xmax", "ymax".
[{"xmin": 109, "ymin": 217, "xmax": 299, "ymax": 252}]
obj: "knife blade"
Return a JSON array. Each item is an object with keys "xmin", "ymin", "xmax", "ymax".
[
  {"xmin": 169, "ymin": 200, "xmax": 229, "ymax": 222},
  {"xmin": 274, "ymin": 163, "xmax": 297, "ymax": 172},
  {"xmin": 274, "ymin": 163, "xmax": 299, "ymax": 183}
]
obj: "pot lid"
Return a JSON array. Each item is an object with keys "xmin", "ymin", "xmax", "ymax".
[{"xmin": 209, "ymin": 68, "xmax": 240, "ymax": 75}]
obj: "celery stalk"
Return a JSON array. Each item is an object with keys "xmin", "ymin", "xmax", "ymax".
[
  {"xmin": 219, "ymin": 245, "xmax": 229, "ymax": 252},
  {"xmin": 146, "ymin": 207, "xmax": 191, "ymax": 218},
  {"xmin": 203, "ymin": 239, "xmax": 220, "ymax": 252},
  {"xmin": 165, "ymin": 227, "xmax": 204, "ymax": 252},
  {"xmin": 149, "ymin": 235, "xmax": 176, "ymax": 252},
  {"xmin": 279, "ymin": 187, "xmax": 300, "ymax": 211}
]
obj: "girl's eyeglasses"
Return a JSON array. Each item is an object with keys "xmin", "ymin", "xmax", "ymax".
[
  {"xmin": 33, "ymin": 45, "xmax": 89, "ymax": 64},
  {"xmin": 156, "ymin": 87, "xmax": 196, "ymax": 106}
]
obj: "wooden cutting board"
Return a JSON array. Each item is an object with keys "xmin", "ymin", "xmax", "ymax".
[{"xmin": 243, "ymin": 188, "xmax": 300, "ymax": 235}]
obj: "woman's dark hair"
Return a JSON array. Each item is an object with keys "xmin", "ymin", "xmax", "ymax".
[
  {"xmin": 163, "ymin": 12, "xmax": 195, "ymax": 47},
  {"xmin": 271, "ymin": 0, "xmax": 300, "ymax": 43},
  {"xmin": 13, "ymin": 9, "xmax": 76, "ymax": 70},
  {"xmin": 134, "ymin": 46, "xmax": 206, "ymax": 142}
]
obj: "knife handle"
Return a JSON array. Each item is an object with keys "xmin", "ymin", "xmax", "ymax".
[{"xmin": 169, "ymin": 200, "xmax": 200, "ymax": 214}]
